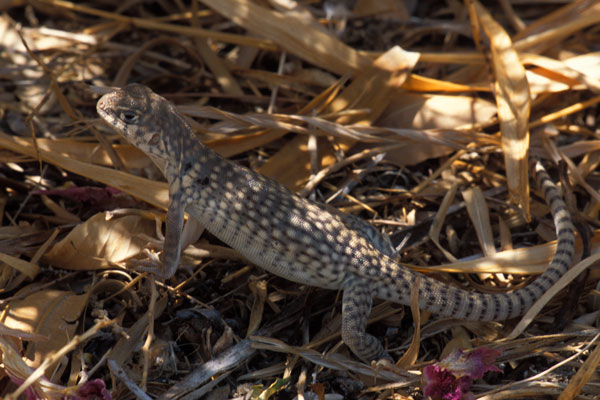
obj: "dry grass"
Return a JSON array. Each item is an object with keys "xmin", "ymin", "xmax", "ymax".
[{"xmin": 0, "ymin": 0, "xmax": 599, "ymax": 399}]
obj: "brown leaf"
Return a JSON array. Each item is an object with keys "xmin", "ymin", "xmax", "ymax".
[
  {"xmin": 200, "ymin": 0, "xmax": 371, "ymax": 75},
  {"xmin": 44, "ymin": 213, "xmax": 155, "ymax": 271},
  {"xmin": 462, "ymin": 186, "xmax": 496, "ymax": 257},
  {"xmin": 259, "ymin": 46, "xmax": 418, "ymax": 190},
  {"xmin": 377, "ymin": 93, "xmax": 496, "ymax": 165},
  {"xmin": 472, "ymin": 1, "xmax": 531, "ymax": 215},
  {"xmin": 396, "ymin": 276, "xmax": 421, "ymax": 368},
  {"xmin": 247, "ymin": 278, "xmax": 268, "ymax": 337},
  {"xmin": 1, "ymin": 288, "xmax": 89, "ymax": 371}
]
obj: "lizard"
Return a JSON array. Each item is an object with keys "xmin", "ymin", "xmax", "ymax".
[{"xmin": 96, "ymin": 84, "xmax": 576, "ymax": 362}]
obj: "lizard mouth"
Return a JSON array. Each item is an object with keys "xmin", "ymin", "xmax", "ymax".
[
  {"xmin": 96, "ymin": 96, "xmax": 123, "ymax": 130},
  {"xmin": 96, "ymin": 96, "xmax": 110, "ymax": 119},
  {"xmin": 96, "ymin": 105, "xmax": 108, "ymax": 119}
]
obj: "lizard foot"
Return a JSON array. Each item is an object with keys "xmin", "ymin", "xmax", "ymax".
[{"xmin": 129, "ymin": 249, "xmax": 171, "ymax": 280}]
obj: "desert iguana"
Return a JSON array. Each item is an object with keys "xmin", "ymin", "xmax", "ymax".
[{"xmin": 97, "ymin": 84, "xmax": 575, "ymax": 361}]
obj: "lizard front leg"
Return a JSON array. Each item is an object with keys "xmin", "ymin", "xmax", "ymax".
[
  {"xmin": 135, "ymin": 177, "xmax": 185, "ymax": 279},
  {"xmin": 160, "ymin": 178, "xmax": 186, "ymax": 279},
  {"xmin": 342, "ymin": 275, "xmax": 391, "ymax": 362}
]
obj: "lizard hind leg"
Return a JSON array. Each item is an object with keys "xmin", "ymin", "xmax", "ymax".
[
  {"xmin": 338, "ymin": 213, "xmax": 395, "ymax": 257},
  {"xmin": 341, "ymin": 275, "xmax": 391, "ymax": 362}
]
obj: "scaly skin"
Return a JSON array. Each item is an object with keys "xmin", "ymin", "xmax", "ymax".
[{"xmin": 97, "ymin": 84, "xmax": 575, "ymax": 361}]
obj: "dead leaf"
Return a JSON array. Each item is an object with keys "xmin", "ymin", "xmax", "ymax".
[
  {"xmin": 44, "ymin": 212, "xmax": 155, "ymax": 271},
  {"xmin": 259, "ymin": 46, "xmax": 418, "ymax": 190},
  {"xmin": 1, "ymin": 288, "xmax": 90, "ymax": 372},
  {"xmin": 396, "ymin": 276, "xmax": 421, "ymax": 368},
  {"xmin": 0, "ymin": 252, "xmax": 39, "ymax": 280},
  {"xmin": 200, "ymin": 0, "xmax": 371, "ymax": 75},
  {"xmin": 247, "ymin": 278, "xmax": 268, "ymax": 337},
  {"xmin": 462, "ymin": 186, "xmax": 496, "ymax": 257},
  {"xmin": 471, "ymin": 1, "xmax": 531, "ymax": 214},
  {"xmin": 376, "ymin": 93, "xmax": 496, "ymax": 165}
]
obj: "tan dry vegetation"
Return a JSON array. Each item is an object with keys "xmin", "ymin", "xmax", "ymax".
[{"xmin": 0, "ymin": 0, "xmax": 599, "ymax": 399}]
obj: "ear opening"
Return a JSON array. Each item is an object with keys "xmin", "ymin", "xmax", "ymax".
[{"xmin": 148, "ymin": 133, "xmax": 161, "ymax": 146}]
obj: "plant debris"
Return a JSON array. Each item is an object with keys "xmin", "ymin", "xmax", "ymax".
[{"xmin": 0, "ymin": 1, "xmax": 599, "ymax": 399}]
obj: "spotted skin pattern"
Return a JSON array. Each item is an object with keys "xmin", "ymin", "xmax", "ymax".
[{"xmin": 97, "ymin": 84, "xmax": 575, "ymax": 361}]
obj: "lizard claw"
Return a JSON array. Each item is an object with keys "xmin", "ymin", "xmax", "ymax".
[
  {"xmin": 129, "ymin": 249, "xmax": 170, "ymax": 279},
  {"xmin": 374, "ymin": 357, "xmax": 393, "ymax": 368}
]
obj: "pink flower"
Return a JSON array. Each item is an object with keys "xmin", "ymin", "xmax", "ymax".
[
  {"xmin": 422, "ymin": 348, "xmax": 502, "ymax": 400},
  {"xmin": 71, "ymin": 379, "xmax": 112, "ymax": 400}
]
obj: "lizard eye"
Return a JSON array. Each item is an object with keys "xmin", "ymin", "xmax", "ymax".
[{"xmin": 120, "ymin": 111, "xmax": 138, "ymax": 124}]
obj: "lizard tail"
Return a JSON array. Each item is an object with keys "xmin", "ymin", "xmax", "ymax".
[{"xmin": 378, "ymin": 160, "xmax": 575, "ymax": 321}]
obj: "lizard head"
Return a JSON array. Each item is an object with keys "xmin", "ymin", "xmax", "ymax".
[{"xmin": 96, "ymin": 84, "xmax": 191, "ymax": 164}]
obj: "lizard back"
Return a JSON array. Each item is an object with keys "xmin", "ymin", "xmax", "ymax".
[{"xmin": 181, "ymin": 141, "xmax": 575, "ymax": 322}]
